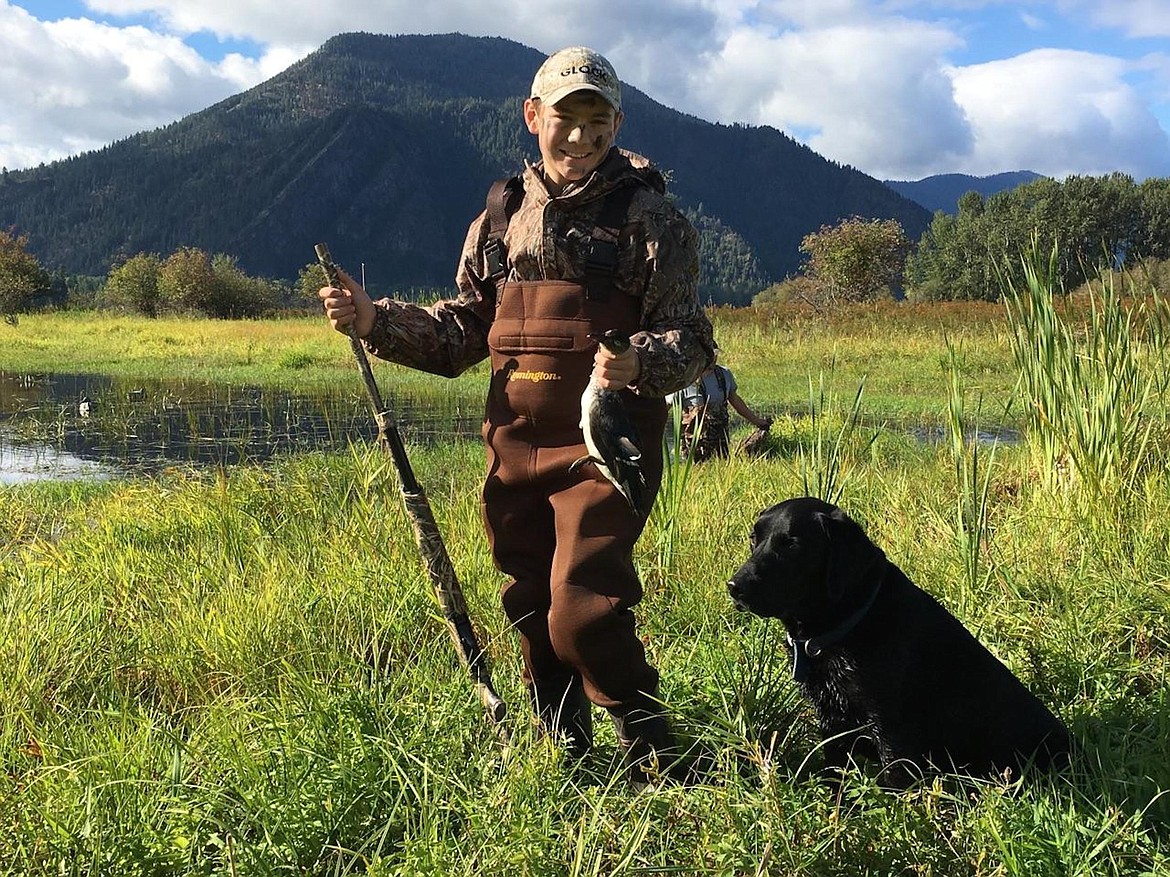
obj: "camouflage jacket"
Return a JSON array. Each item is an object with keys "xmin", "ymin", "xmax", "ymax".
[{"xmin": 361, "ymin": 147, "xmax": 714, "ymax": 398}]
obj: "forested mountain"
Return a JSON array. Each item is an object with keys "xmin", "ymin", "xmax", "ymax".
[
  {"xmin": 0, "ymin": 32, "xmax": 930, "ymax": 302},
  {"xmin": 884, "ymin": 171, "xmax": 1045, "ymax": 215}
]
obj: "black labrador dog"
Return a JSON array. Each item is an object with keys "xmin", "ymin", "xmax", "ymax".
[{"xmin": 727, "ymin": 497, "xmax": 1070, "ymax": 784}]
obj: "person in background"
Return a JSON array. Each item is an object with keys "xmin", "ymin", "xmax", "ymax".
[
  {"xmin": 670, "ymin": 349, "xmax": 771, "ymax": 461},
  {"xmin": 319, "ymin": 46, "xmax": 714, "ymax": 784}
]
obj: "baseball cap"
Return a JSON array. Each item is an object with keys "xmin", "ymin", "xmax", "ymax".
[{"xmin": 530, "ymin": 46, "xmax": 622, "ymax": 113}]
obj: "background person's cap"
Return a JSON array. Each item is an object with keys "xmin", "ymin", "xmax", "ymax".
[{"xmin": 530, "ymin": 46, "xmax": 621, "ymax": 112}]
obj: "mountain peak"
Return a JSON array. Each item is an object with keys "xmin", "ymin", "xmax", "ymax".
[{"xmin": 884, "ymin": 171, "xmax": 1045, "ymax": 214}]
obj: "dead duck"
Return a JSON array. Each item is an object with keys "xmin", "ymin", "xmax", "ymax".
[{"xmin": 570, "ymin": 330, "xmax": 647, "ymax": 515}]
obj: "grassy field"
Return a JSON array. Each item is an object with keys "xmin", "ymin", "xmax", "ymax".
[
  {"xmin": 0, "ymin": 301, "xmax": 1021, "ymax": 424},
  {"xmin": 1, "ymin": 299, "xmax": 1168, "ymax": 875}
]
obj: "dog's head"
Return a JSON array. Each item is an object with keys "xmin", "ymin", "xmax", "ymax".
[{"xmin": 727, "ymin": 497, "xmax": 885, "ymax": 630}]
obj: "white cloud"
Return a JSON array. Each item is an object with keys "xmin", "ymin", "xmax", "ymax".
[
  {"xmin": 737, "ymin": 0, "xmax": 875, "ymax": 28},
  {"xmin": 678, "ymin": 20, "xmax": 974, "ymax": 179},
  {"xmin": 82, "ymin": 0, "xmax": 720, "ymax": 58},
  {"xmin": 950, "ymin": 49, "xmax": 1170, "ymax": 178},
  {"xmin": 1019, "ymin": 11, "xmax": 1046, "ymax": 31},
  {"xmin": 80, "ymin": 0, "xmax": 729, "ymax": 123},
  {"xmin": 1079, "ymin": 0, "xmax": 1170, "ymax": 39},
  {"xmin": 0, "ymin": 1, "xmax": 276, "ymax": 169}
]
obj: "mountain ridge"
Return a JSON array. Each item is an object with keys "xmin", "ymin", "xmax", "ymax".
[
  {"xmin": 884, "ymin": 171, "xmax": 1045, "ymax": 215},
  {"xmin": 0, "ymin": 32, "xmax": 931, "ymax": 303}
]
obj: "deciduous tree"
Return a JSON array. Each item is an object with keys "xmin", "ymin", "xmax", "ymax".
[
  {"xmin": 1137, "ymin": 178, "xmax": 1170, "ymax": 262},
  {"xmin": 907, "ymin": 173, "xmax": 1159, "ymax": 302},
  {"xmin": 0, "ymin": 228, "xmax": 51, "ymax": 321},
  {"xmin": 208, "ymin": 253, "xmax": 280, "ymax": 318},
  {"xmin": 799, "ymin": 216, "xmax": 910, "ymax": 305},
  {"xmin": 102, "ymin": 253, "xmax": 162, "ymax": 316},
  {"xmin": 296, "ymin": 261, "xmax": 328, "ymax": 310},
  {"xmin": 158, "ymin": 247, "xmax": 215, "ymax": 314}
]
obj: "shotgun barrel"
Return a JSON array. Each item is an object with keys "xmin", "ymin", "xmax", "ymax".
[{"xmin": 315, "ymin": 243, "xmax": 509, "ymax": 742}]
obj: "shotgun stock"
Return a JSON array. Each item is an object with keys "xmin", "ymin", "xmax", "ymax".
[{"xmin": 315, "ymin": 243, "xmax": 509, "ymax": 743}]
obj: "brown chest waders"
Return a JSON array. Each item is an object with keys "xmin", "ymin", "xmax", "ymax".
[
  {"xmin": 478, "ymin": 179, "xmax": 669, "ymax": 750},
  {"xmin": 476, "ymin": 174, "xmax": 687, "ymax": 780},
  {"xmin": 483, "ymin": 277, "xmax": 667, "ymax": 716}
]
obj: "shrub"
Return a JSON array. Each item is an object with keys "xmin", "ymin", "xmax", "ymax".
[
  {"xmin": 799, "ymin": 216, "xmax": 910, "ymax": 304},
  {"xmin": 752, "ymin": 275, "xmax": 822, "ymax": 306},
  {"xmin": 158, "ymin": 247, "xmax": 216, "ymax": 315},
  {"xmin": 0, "ymin": 228, "xmax": 51, "ymax": 318},
  {"xmin": 103, "ymin": 249, "xmax": 283, "ymax": 318},
  {"xmin": 208, "ymin": 254, "xmax": 281, "ymax": 318},
  {"xmin": 101, "ymin": 253, "xmax": 162, "ymax": 316}
]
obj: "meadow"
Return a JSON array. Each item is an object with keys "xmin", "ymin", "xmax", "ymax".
[{"xmin": 0, "ymin": 281, "xmax": 1168, "ymax": 875}]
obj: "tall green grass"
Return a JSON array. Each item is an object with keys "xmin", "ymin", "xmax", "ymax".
[
  {"xmin": 945, "ymin": 339, "xmax": 997, "ymax": 594},
  {"xmin": 797, "ymin": 363, "xmax": 872, "ymax": 505},
  {"xmin": 650, "ymin": 402, "xmax": 699, "ymax": 578},
  {"xmin": 1002, "ymin": 239, "xmax": 1170, "ymax": 510},
  {"xmin": 2, "ymin": 297, "xmax": 1169, "ymax": 875},
  {"xmin": 2, "ymin": 431, "xmax": 1167, "ymax": 874}
]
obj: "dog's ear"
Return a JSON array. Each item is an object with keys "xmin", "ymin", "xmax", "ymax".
[{"xmin": 816, "ymin": 509, "xmax": 884, "ymax": 601}]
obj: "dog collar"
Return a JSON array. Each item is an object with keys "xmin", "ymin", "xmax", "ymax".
[{"xmin": 787, "ymin": 562, "xmax": 887, "ymax": 683}]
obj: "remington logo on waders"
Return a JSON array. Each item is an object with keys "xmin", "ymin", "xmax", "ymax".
[{"xmin": 508, "ymin": 368, "xmax": 563, "ymax": 383}]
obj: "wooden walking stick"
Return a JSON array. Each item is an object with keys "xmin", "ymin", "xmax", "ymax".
[{"xmin": 315, "ymin": 243, "xmax": 509, "ymax": 743}]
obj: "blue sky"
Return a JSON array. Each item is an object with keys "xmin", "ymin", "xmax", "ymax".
[{"xmin": 3, "ymin": 0, "xmax": 1169, "ymax": 181}]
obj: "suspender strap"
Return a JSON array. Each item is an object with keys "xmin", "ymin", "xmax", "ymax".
[
  {"xmin": 482, "ymin": 174, "xmax": 639, "ymax": 300},
  {"xmin": 483, "ymin": 176, "xmax": 523, "ymax": 285},
  {"xmin": 582, "ymin": 183, "xmax": 639, "ymax": 302}
]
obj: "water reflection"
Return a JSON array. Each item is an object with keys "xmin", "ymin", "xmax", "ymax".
[
  {"xmin": 0, "ymin": 371, "xmax": 484, "ymax": 483},
  {"xmin": 909, "ymin": 424, "xmax": 1022, "ymax": 446},
  {"xmin": 0, "ymin": 443, "xmax": 114, "ymax": 485}
]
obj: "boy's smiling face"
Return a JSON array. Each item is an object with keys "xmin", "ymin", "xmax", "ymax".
[{"xmin": 525, "ymin": 91, "xmax": 623, "ymax": 193}]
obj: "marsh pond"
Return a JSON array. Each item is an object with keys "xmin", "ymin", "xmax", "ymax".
[{"xmin": 0, "ymin": 371, "xmax": 485, "ymax": 484}]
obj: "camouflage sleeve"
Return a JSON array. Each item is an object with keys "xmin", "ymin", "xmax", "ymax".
[
  {"xmin": 360, "ymin": 213, "xmax": 496, "ymax": 378},
  {"xmin": 628, "ymin": 201, "xmax": 715, "ymax": 398}
]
